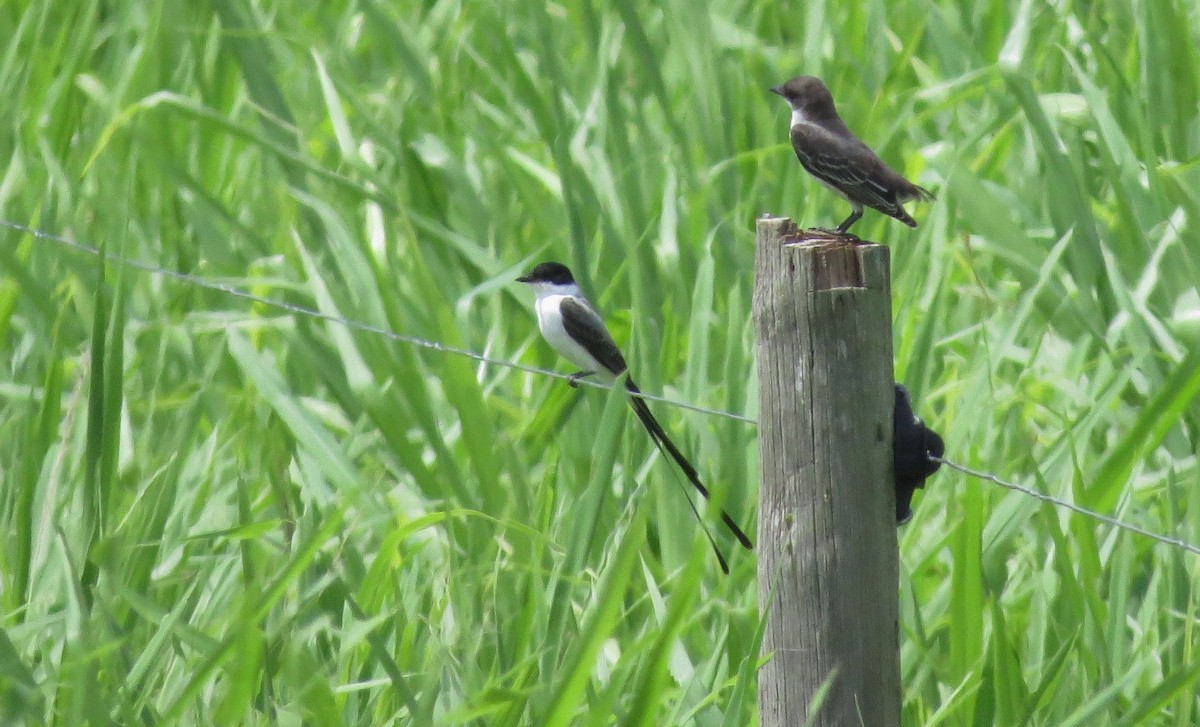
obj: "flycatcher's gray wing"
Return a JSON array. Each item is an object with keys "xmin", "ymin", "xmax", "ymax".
[
  {"xmin": 560, "ymin": 297, "xmax": 629, "ymax": 377},
  {"xmin": 790, "ymin": 124, "xmax": 913, "ymax": 215}
]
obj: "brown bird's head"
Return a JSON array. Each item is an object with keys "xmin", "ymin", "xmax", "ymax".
[{"xmin": 770, "ymin": 76, "xmax": 840, "ymax": 124}]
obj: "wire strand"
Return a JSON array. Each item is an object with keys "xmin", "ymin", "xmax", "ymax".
[
  {"xmin": 6, "ymin": 218, "xmax": 1198, "ymax": 557},
  {"xmin": 933, "ymin": 456, "xmax": 1200, "ymax": 557},
  {"xmin": 1, "ymin": 218, "xmax": 755, "ymax": 424}
]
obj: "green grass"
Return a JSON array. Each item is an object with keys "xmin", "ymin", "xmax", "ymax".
[{"xmin": 2, "ymin": 0, "xmax": 1199, "ymax": 724}]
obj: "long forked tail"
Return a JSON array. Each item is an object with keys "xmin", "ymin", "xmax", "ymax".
[{"xmin": 625, "ymin": 383, "xmax": 755, "ymax": 553}]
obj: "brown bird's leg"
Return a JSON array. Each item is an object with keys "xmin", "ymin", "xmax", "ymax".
[
  {"xmin": 833, "ymin": 204, "xmax": 863, "ymax": 236},
  {"xmin": 812, "ymin": 203, "xmax": 862, "ymax": 240}
]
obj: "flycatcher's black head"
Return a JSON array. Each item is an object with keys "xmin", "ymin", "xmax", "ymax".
[
  {"xmin": 517, "ymin": 261, "xmax": 576, "ymax": 286},
  {"xmin": 770, "ymin": 75, "xmax": 839, "ymax": 122}
]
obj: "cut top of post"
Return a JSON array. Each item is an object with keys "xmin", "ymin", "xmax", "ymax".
[{"xmin": 757, "ymin": 215, "xmax": 889, "ymax": 291}]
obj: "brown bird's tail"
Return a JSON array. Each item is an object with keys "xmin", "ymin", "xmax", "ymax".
[
  {"xmin": 893, "ymin": 208, "xmax": 919, "ymax": 228},
  {"xmin": 895, "ymin": 184, "xmax": 934, "ymax": 227}
]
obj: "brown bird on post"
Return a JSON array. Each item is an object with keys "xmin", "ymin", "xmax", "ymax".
[{"xmin": 771, "ymin": 76, "xmax": 933, "ymax": 238}]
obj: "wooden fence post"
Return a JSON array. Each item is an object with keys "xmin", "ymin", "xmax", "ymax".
[{"xmin": 752, "ymin": 216, "xmax": 899, "ymax": 727}]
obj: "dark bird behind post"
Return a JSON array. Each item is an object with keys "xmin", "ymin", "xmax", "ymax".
[
  {"xmin": 771, "ymin": 75, "xmax": 933, "ymax": 238},
  {"xmin": 892, "ymin": 384, "xmax": 945, "ymax": 524}
]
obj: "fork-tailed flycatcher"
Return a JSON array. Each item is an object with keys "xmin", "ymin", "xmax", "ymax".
[{"xmin": 517, "ymin": 261, "xmax": 753, "ymax": 572}]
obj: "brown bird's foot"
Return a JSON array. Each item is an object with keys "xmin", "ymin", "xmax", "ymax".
[
  {"xmin": 812, "ymin": 226, "xmax": 859, "ymax": 241},
  {"xmin": 567, "ymin": 371, "xmax": 596, "ymax": 388},
  {"xmin": 785, "ymin": 228, "xmax": 859, "ymax": 246},
  {"xmin": 794, "ymin": 226, "xmax": 861, "ymax": 244}
]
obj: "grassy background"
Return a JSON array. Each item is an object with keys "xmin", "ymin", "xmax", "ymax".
[{"xmin": 2, "ymin": 0, "xmax": 1200, "ymax": 724}]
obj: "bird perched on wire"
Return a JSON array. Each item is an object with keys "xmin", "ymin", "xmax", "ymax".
[
  {"xmin": 893, "ymin": 384, "xmax": 944, "ymax": 524},
  {"xmin": 517, "ymin": 261, "xmax": 753, "ymax": 573},
  {"xmin": 771, "ymin": 75, "xmax": 934, "ymax": 237}
]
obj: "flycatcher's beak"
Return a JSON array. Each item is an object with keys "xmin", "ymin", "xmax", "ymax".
[
  {"xmin": 516, "ymin": 274, "xmax": 533, "ymax": 284},
  {"xmin": 769, "ymin": 85, "xmax": 785, "ymax": 97}
]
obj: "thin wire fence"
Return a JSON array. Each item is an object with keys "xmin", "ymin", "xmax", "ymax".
[
  {"xmin": 5, "ymin": 217, "xmax": 1198, "ymax": 557},
  {"xmin": 0, "ymin": 219, "xmax": 753, "ymax": 423},
  {"xmin": 932, "ymin": 457, "xmax": 1200, "ymax": 557}
]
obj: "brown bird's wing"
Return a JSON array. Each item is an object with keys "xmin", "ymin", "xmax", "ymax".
[{"xmin": 790, "ymin": 124, "xmax": 928, "ymax": 225}]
